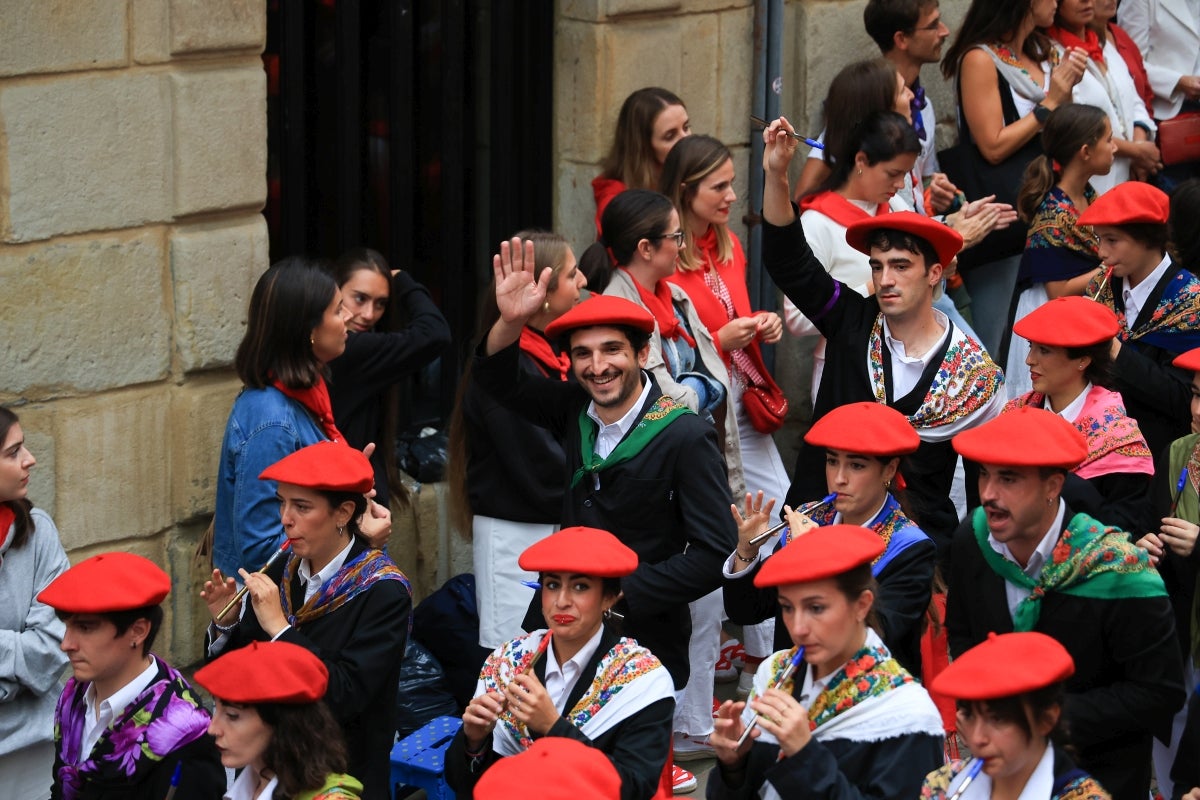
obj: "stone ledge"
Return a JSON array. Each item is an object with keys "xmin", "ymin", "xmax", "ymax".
[{"xmin": 169, "ymin": 0, "xmax": 266, "ymax": 55}]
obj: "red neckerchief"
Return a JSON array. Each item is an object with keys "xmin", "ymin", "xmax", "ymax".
[
  {"xmin": 272, "ymin": 376, "xmax": 345, "ymax": 443},
  {"xmin": 519, "ymin": 327, "xmax": 570, "ymax": 381},
  {"xmin": 620, "ymin": 268, "xmax": 696, "ymax": 347},
  {"xmin": 1046, "ymin": 25, "xmax": 1105, "ymax": 64},
  {"xmin": 0, "ymin": 504, "xmax": 14, "ymax": 549},
  {"xmin": 799, "ymin": 191, "xmax": 889, "ymax": 228}
]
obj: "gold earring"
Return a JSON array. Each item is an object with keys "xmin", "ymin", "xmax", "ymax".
[
  {"xmin": 542, "ymin": 301, "xmax": 551, "ymax": 313},
  {"xmin": 337, "ymin": 523, "xmax": 346, "ymax": 537},
  {"xmin": 884, "ymin": 479, "xmax": 891, "ymax": 489}
]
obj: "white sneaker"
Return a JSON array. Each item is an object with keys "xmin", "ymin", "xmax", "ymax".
[
  {"xmin": 673, "ymin": 731, "xmax": 716, "ymax": 762},
  {"xmin": 672, "ymin": 764, "xmax": 698, "ymax": 794}
]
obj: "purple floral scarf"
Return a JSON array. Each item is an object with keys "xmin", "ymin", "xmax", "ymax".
[{"xmin": 53, "ymin": 656, "xmax": 212, "ymax": 800}]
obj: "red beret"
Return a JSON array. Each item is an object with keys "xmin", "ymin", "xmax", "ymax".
[
  {"xmin": 1173, "ymin": 347, "xmax": 1200, "ymax": 373},
  {"xmin": 845, "ymin": 211, "xmax": 964, "ymax": 269},
  {"xmin": 518, "ymin": 527, "xmax": 638, "ymax": 578},
  {"xmin": 544, "ymin": 295, "xmax": 655, "ymax": 339},
  {"xmin": 1076, "ymin": 181, "xmax": 1169, "ymax": 226},
  {"xmin": 953, "ymin": 406, "xmax": 1087, "ymax": 469},
  {"xmin": 38, "ymin": 552, "xmax": 170, "ymax": 613},
  {"xmin": 1012, "ymin": 296, "xmax": 1119, "ymax": 347},
  {"xmin": 754, "ymin": 525, "xmax": 885, "ymax": 588},
  {"xmin": 259, "ymin": 441, "xmax": 373, "ymax": 493},
  {"xmin": 194, "ymin": 640, "xmax": 329, "ymax": 704},
  {"xmin": 804, "ymin": 401, "xmax": 919, "ymax": 456},
  {"xmin": 475, "ymin": 737, "xmax": 621, "ymax": 800},
  {"xmin": 931, "ymin": 631, "xmax": 1074, "ymax": 700}
]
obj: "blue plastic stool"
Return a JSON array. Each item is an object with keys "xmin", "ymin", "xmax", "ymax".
[{"xmin": 390, "ymin": 715, "xmax": 462, "ymax": 800}]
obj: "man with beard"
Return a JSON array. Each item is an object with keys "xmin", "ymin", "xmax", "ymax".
[
  {"xmin": 472, "ymin": 238, "xmax": 737, "ymax": 704},
  {"xmin": 946, "ymin": 406, "xmax": 1184, "ymax": 800}
]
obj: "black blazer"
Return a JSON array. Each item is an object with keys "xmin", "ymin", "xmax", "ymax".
[
  {"xmin": 445, "ymin": 625, "xmax": 675, "ymax": 800},
  {"xmin": 945, "ymin": 506, "xmax": 1186, "ymax": 800},
  {"xmin": 219, "ymin": 539, "xmax": 412, "ymax": 800}
]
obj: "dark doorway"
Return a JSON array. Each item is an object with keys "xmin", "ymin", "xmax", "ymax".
[{"xmin": 263, "ymin": 0, "xmax": 554, "ymax": 425}]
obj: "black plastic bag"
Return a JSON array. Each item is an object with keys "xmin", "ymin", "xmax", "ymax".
[
  {"xmin": 394, "ymin": 638, "xmax": 459, "ymax": 740},
  {"xmin": 411, "ymin": 573, "xmax": 492, "ymax": 709}
]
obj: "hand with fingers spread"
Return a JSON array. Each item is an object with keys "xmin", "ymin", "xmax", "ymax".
[
  {"xmin": 730, "ymin": 491, "xmax": 777, "ymax": 573},
  {"xmin": 505, "ymin": 671, "xmax": 561, "ymax": 736},
  {"xmin": 749, "ymin": 687, "xmax": 813, "ymax": 757},
  {"xmin": 201, "ymin": 568, "xmax": 240, "ymax": 625},
  {"xmin": 485, "ymin": 238, "xmax": 553, "ymax": 355},
  {"xmin": 711, "ymin": 698, "xmax": 755, "ymax": 768}
]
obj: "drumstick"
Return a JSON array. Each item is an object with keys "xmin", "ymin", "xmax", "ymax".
[
  {"xmin": 736, "ymin": 646, "xmax": 805, "ymax": 747},
  {"xmin": 216, "ymin": 540, "xmax": 292, "ymax": 621},
  {"xmin": 748, "ymin": 494, "xmax": 837, "ymax": 546}
]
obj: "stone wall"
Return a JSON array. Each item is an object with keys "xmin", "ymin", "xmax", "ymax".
[{"xmin": 0, "ymin": 0, "xmax": 268, "ymax": 667}]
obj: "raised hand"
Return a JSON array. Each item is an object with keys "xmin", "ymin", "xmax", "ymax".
[
  {"xmin": 201, "ymin": 569, "xmax": 240, "ymax": 625},
  {"xmin": 494, "ymin": 238, "xmax": 551, "ymax": 325},
  {"xmin": 761, "ymin": 116, "xmax": 799, "ymax": 176}
]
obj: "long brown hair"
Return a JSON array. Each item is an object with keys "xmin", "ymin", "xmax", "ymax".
[
  {"xmin": 255, "ymin": 700, "xmax": 350, "ymax": 800},
  {"xmin": 1017, "ymin": 103, "xmax": 1108, "ymax": 222},
  {"xmin": 599, "ymin": 87, "xmax": 687, "ymax": 190},
  {"xmin": 659, "ymin": 134, "xmax": 734, "ymax": 271},
  {"xmin": 0, "ymin": 407, "xmax": 35, "ymax": 550},
  {"xmin": 942, "ymin": 0, "xmax": 1054, "ymax": 79}
]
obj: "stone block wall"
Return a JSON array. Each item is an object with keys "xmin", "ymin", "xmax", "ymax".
[{"xmin": 0, "ymin": 0, "xmax": 268, "ymax": 667}]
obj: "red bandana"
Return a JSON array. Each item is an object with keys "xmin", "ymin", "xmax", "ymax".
[
  {"xmin": 1046, "ymin": 25, "xmax": 1105, "ymax": 65},
  {"xmin": 272, "ymin": 377, "xmax": 345, "ymax": 443},
  {"xmin": 0, "ymin": 504, "xmax": 14, "ymax": 550},
  {"xmin": 800, "ymin": 191, "xmax": 889, "ymax": 228},
  {"xmin": 620, "ymin": 269, "xmax": 696, "ymax": 348},
  {"xmin": 520, "ymin": 327, "xmax": 571, "ymax": 381}
]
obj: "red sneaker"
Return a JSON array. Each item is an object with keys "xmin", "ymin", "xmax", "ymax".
[{"xmin": 672, "ymin": 764, "xmax": 698, "ymax": 794}]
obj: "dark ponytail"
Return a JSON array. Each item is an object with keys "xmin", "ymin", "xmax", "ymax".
[{"xmin": 1017, "ymin": 103, "xmax": 1108, "ymax": 222}]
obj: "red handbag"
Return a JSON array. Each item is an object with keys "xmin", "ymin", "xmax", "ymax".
[
  {"xmin": 740, "ymin": 343, "xmax": 788, "ymax": 434},
  {"xmin": 1158, "ymin": 112, "xmax": 1200, "ymax": 165}
]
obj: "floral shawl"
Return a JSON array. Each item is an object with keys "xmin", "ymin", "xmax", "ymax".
[
  {"xmin": 1005, "ymin": 386, "xmax": 1153, "ymax": 480},
  {"xmin": 280, "ymin": 547, "xmax": 411, "ymax": 627},
  {"xmin": 1086, "ymin": 265, "xmax": 1200, "ymax": 353},
  {"xmin": 53, "ymin": 656, "xmax": 212, "ymax": 800},
  {"xmin": 479, "ymin": 629, "xmax": 674, "ymax": 756},
  {"xmin": 1020, "ymin": 185, "xmax": 1101, "ymax": 285},
  {"xmin": 868, "ymin": 315, "xmax": 1004, "ymax": 441}
]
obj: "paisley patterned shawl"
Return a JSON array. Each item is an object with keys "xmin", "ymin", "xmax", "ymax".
[
  {"xmin": 481, "ymin": 631, "xmax": 670, "ymax": 755},
  {"xmin": 1004, "ymin": 387, "xmax": 1152, "ymax": 480},
  {"xmin": 920, "ymin": 758, "xmax": 1111, "ymax": 799},
  {"xmin": 782, "ymin": 493, "xmax": 928, "ymax": 574},
  {"xmin": 1025, "ymin": 185, "xmax": 1099, "ymax": 261},
  {"xmin": 280, "ymin": 547, "xmax": 411, "ymax": 627},
  {"xmin": 53, "ymin": 656, "xmax": 212, "ymax": 800},
  {"xmin": 1086, "ymin": 267, "xmax": 1200, "ymax": 352},
  {"xmin": 868, "ymin": 316, "xmax": 1003, "ymax": 433}
]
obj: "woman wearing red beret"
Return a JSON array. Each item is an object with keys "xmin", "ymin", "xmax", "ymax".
[
  {"xmin": 724, "ymin": 401, "xmax": 936, "ymax": 677},
  {"xmin": 196, "ymin": 641, "xmax": 362, "ymax": 800},
  {"xmin": 446, "ymin": 527, "xmax": 677, "ymax": 800},
  {"xmin": 920, "ymin": 632, "xmax": 1110, "ymax": 798},
  {"xmin": 202, "ymin": 442, "xmax": 410, "ymax": 800},
  {"xmin": 710, "ymin": 525, "xmax": 944, "ymax": 800},
  {"xmin": 1006, "ymin": 296, "xmax": 1155, "ymax": 534}
]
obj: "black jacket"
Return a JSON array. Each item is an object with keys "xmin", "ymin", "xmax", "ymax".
[
  {"xmin": 217, "ymin": 540, "xmax": 412, "ymax": 800},
  {"xmin": 945, "ymin": 506, "xmax": 1186, "ymax": 800},
  {"xmin": 473, "ymin": 341, "xmax": 737, "ymax": 689},
  {"xmin": 445, "ymin": 625, "xmax": 675, "ymax": 800}
]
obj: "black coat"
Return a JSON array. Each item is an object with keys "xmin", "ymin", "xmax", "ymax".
[
  {"xmin": 723, "ymin": 537, "xmax": 935, "ymax": 676},
  {"xmin": 328, "ymin": 271, "xmax": 450, "ymax": 504},
  {"xmin": 473, "ymin": 341, "xmax": 738, "ymax": 689},
  {"xmin": 761, "ymin": 215, "xmax": 998, "ymax": 554},
  {"xmin": 445, "ymin": 625, "xmax": 675, "ymax": 800},
  {"xmin": 218, "ymin": 540, "xmax": 412, "ymax": 800},
  {"xmin": 945, "ymin": 507, "xmax": 1186, "ymax": 800},
  {"xmin": 1108, "ymin": 263, "xmax": 1196, "ymax": 460}
]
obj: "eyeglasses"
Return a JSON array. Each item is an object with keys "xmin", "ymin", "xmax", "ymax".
[
  {"xmin": 911, "ymin": 17, "xmax": 945, "ymax": 32},
  {"xmin": 655, "ymin": 230, "xmax": 686, "ymax": 246}
]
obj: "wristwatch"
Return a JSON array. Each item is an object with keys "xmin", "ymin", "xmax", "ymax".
[{"xmin": 1033, "ymin": 103, "xmax": 1051, "ymax": 125}]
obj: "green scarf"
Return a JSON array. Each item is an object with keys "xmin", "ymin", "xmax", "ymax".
[
  {"xmin": 571, "ymin": 395, "xmax": 693, "ymax": 488},
  {"xmin": 296, "ymin": 773, "xmax": 363, "ymax": 800},
  {"xmin": 1167, "ymin": 433, "xmax": 1200, "ymax": 661},
  {"xmin": 973, "ymin": 507, "xmax": 1166, "ymax": 631}
]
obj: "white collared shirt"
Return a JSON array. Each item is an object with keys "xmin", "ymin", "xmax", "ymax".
[
  {"xmin": 297, "ymin": 538, "xmax": 355, "ymax": 605},
  {"xmin": 224, "ymin": 769, "xmax": 278, "ymax": 800},
  {"xmin": 1042, "ymin": 383, "xmax": 1091, "ymax": 422},
  {"xmin": 881, "ymin": 309, "xmax": 950, "ymax": 400},
  {"xmin": 585, "ymin": 374, "xmax": 652, "ymax": 490},
  {"xmin": 80, "ymin": 658, "xmax": 159, "ymax": 762},
  {"xmin": 954, "ymin": 740, "xmax": 1055, "ymax": 800},
  {"xmin": 989, "ymin": 500, "xmax": 1067, "ymax": 617},
  {"xmin": 543, "ymin": 626, "xmax": 604, "ymax": 712},
  {"xmin": 1122, "ymin": 254, "xmax": 1172, "ymax": 327}
]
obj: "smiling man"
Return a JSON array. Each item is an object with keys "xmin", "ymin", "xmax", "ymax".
[
  {"xmin": 761, "ymin": 120, "xmax": 1004, "ymax": 559},
  {"xmin": 473, "ymin": 241, "xmax": 737, "ymax": 699},
  {"xmin": 945, "ymin": 406, "xmax": 1184, "ymax": 800}
]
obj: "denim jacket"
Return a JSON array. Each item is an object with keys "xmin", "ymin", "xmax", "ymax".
[{"xmin": 213, "ymin": 386, "xmax": 325, "ymax": 578}]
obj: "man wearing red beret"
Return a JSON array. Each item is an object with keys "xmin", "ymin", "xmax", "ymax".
[
  {"xmin": 760, "ymin": 118, "xmax": 1005, "ymax": 559},
  {"xmin": 945, "ymin": 407, "xmax": 1185, "ymax": 800},
  {"xmin": 38, "ymin": 553, "xmax": 225, "ymax": 800},
  {"xmin": 472, "ymin": 242, "xmax": 738, "ymax": 701}
]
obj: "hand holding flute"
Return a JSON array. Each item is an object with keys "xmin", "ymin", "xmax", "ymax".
[{"xmin": 201, "ymin": 539, "xmax": 292, "ymax": 627}]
